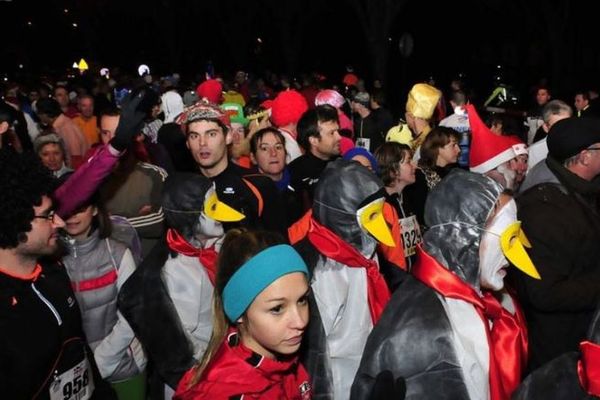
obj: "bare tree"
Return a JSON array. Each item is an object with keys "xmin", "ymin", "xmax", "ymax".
[{"xmin": 347, "ymin": 0, "xmax": 408, "ymax": 86}]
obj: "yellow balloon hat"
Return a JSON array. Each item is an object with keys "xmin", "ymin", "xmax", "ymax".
[
  {"xmin": 386, "ymin": 121, "xmax": 413, "ymax": 145},
  {"xmin": 405, "ymin": 83, "xmax": 442, "ymax": 120}
]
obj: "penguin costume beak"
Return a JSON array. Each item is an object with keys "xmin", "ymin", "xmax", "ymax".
[
  {"xmin": 204, "ymin": 191, "xmax": 246, "ymax": 222},
  {"xmin": 356, "ymin": 194, "xmax": 395, "ymax": 247},
  {"xmin": 500, "ymin": 221, "xmax": 540, "ymax": 279}
]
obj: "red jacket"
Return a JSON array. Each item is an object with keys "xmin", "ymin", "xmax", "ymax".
[{"xmin": 175, "ymin": 331, "xmax": 312, "ymax": 400}]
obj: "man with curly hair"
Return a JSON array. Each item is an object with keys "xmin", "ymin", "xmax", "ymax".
[{"xmin": 0, "ymin": 151, "xmax": 115, "ymax": 399}]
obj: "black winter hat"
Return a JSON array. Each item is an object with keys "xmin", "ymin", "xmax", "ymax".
[{"xmin": 548, "ymin": 117, "xmax": 600, "ymax": 162}]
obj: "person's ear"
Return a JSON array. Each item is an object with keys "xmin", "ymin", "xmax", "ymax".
[
  {"xmin": 92, "ymin": 206, "xmax": 98, "ymax": 217},
  {"xmin": 250, "ymin": 153, "xmax": 257, "ymax": 165},
  {"xmin": 225, "ymin": 128, "xmax": 233, "ymax": 145},
  {"xmin": 308, "ymin": 135, "xmax": 319, "ymax": 148}
]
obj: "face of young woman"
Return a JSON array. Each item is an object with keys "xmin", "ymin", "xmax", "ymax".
[
  {"xmin": 64, "ymin": 205, "xmax": 96, "ymax": 240},
  {"xmin": 240, "ymin": 272, "xmax": 309, "ymax": 359},
  {"xmin": 436, "ymin": 138, "xmax": 460, "ymax": 167},
  {"xmin": 397, "ymin": 151, "xmax": 416, "ymax": 186}
]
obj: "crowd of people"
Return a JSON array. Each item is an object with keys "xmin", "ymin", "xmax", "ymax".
[{"xmin": 2, "ymin": 68, "xmax": 600, "ymax": 400}]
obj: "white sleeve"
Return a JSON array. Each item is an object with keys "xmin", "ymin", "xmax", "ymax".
[
  {"xmin": 93, "ymin": 249, "xmax": 147, "ymax": 378},
  {"xmin": 163, "ymin": 255, "xmax": 214, "ymax": 359}
]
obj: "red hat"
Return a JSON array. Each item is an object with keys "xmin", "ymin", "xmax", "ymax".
[
  {"xmin": 270, "ymin": 89, "xmax": 308, "ymax": 127},
  {"xmin": 467, "ymin": 104, "xmax": 517, "ymax": 173},
  {"xmin": 343, "ymin": 73, "xmax": 359, "ymax": 87},
  {"xmin": 195, "ymin": 79, "xmax": 222, "ymax": 104}
]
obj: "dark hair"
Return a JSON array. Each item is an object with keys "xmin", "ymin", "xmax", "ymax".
[
  {"xmin": 375, "ymin": 142, "xmax": 412, "ymax": 186},
  {"xmin": 296, "ymin": 104, "xmax": 339, "ymax": 151},
  {"xmin": 449, "ymin": 90, "xmax": 467, "ymax": 106},
  {"xmin": 77, "ymin": 94, "xmax": 94, "ymax": 103},
  {"xmin": 0, "ymin": 101, "xmax": 17, "ymax": 125},
  {"xmin": 419, "ymin": 126, "xmax": 460, "ymax": 169},
  {"xmin": 80, "ymin": 193, "xmax": 113, "ymax": 239},
  {"xmin": 99, "ymin": 107, "xmax": 122, "ymax": 119},
  {"xmin": 371, "ymin": 89, "xmax": 386, "ymax": 106},
  {"xmin": 535, "ymin": 85, "xmax": 551, "ymax": 96},
  {"xmin": 188, "ymin": 229, "xmax": 286, "ymax": 387},
  {"xmin": 249, "ymin": 127, "xmax": 286, "ymax": 155},
  {"xmin": 36, "ymin": 98, "xmax": 62, "ymax": 118},
  {"xmin": 54, "ymin": 85, "xmax": 69, "ymax": 94},
  {"xmin": 575, "ymin": 90, "xmax": 590, "ymax": 101},
  {"xmin": 0, "ymin": 151, "xmax": 56, "ymax": 248}
]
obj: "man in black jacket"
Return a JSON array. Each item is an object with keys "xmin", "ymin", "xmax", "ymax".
[
  {"xmin": 0, "ymin": 151, "xmax": 114, "ymax": 399},
  {"xmin": 288, "ymin": 104, "xmax": 342, "ymax": 211},
  {"xmin": 178, "ymin": 102, "xmax": 286, "ymax": 234},
  {"xmin": 514, "ymin": 117, "xmax": 600, "ymax": 370}
]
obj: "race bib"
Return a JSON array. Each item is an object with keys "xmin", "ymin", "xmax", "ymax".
[
  {"xmin": 399, "ymin": 215, "xmax": 422, "ymax": 256},
  {"xmin": 49, "ymin": 357, "xmax": 94, "ymax": 400},
  {"xmin": 355, "ymin": 137, "xmax": 371, "ymax": 151}
]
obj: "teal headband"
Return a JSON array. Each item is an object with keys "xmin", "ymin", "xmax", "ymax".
[{"xmin": 222, "ymin": 244, "xmax": 309, "ymax": 322}]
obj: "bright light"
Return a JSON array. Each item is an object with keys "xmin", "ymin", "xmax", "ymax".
[
  {"xmin": 64, "ymin": 8, "xmax": 69, "ymax": 13},
  {"xmin": 72, "ymin": 22, "xmax": 78, "ymax": 28},
  {"xmin": 138, "ymin": 64, "xmax": 150, "ymax": 76},
  {"xmin": 18, "ymin": 64, "xmax": 23, "ymax": 69},
  {"xmin": 27, "ymin": 21, "xmax": 32, "ymax": 26},
  {"xmin": 257, "ymin": 37, "xmax": 262, "ymax": 43}
]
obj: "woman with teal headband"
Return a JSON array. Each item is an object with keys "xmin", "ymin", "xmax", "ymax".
[{"xmin": 175, "ymin": 229, "xmax": 313, "ymax": 400}]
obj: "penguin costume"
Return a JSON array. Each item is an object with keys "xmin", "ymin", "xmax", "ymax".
[
  {"xmin": 513, "ymin": 306, "xmax": 600, "ymax": 399},
  {"xmin": 118, "ymin": 172, "xmax": 244, "ymax": 398},
  {"xmin": 351, "ymin": 169, "xmax": 540, "ymax": 400},
  {"xmin": 294, "ymin": 158, "xmax": 396, "ymax": 399}
]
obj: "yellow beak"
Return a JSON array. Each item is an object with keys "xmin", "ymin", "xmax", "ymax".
[
  {"xmin": 500, "ymin": 221, "xmax": 541, "ymax": 279},
  {"xmin": 203, "ymin": 192, "xmax": 246, "ymax": 222},
  {"xmin": 357, "ymin": 198, "xmax": 396, "ymax": 247}
]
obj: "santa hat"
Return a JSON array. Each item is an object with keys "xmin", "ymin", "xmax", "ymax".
[
  {"xmin": 405, "ymin": 83, "xmax": 441, "ymax": 120},
  {"xmin": 195, "ymin": 79, "xmax": 222, "ymax": 104},
  {"xmin": 315, "ymin": 89, "xmax": 345, "ymax": 109},
  {"xmin": 271, "ymin": 89, "xmax": 308, "ymax": 127},
  {"xmin": 467, "ymin": 104, "xmax": 517, "ymax": 173}
]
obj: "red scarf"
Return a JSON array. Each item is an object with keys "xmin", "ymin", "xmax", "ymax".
[
  {"xmin": 578, "ymin": 341, "xmax": 600, "ymax": 397},
  {"xmin": 411, "ymin": 246, "xmax": 527, "ymax": 400},
  {"xmin": 306, "ymin": 217, "xmax": 391, "ymax": 324},
  {"xmin": 166, "ymin": 229, "xmax": 218, "ymax": 286}
]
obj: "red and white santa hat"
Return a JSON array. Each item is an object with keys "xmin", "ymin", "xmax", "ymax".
[{"xmin": 467, "ymin": 104, "xmax": 519, "ymax": 173}]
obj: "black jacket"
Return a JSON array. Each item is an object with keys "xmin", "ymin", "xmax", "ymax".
[
  {"xmin": 288, "ymin": 152, "xmax": 331, "ymax": 212},
  {"xmin": 0, "ymin": 260, "xmax": 114, "ymax": 399},
  {"xmin": 210, "ymin": 162, "xmax": 287, "ymax": 235},
  {"xmin": 513, "ymin": 157, "xmax": 600, "ymax": 370}
]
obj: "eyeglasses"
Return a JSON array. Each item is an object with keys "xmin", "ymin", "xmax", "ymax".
[{"xmin": 33, "ymin": 210, "xmax": 57, "ymax": 223}]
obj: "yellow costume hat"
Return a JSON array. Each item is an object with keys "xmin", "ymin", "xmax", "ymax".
[{"xmin": 405, "ymin": 83, "xmax": 442, "ymax": 120}]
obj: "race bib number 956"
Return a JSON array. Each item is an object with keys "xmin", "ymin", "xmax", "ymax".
[{"xmin": 49, "ymin": 358, "xmax": 94, "ymax": 400}]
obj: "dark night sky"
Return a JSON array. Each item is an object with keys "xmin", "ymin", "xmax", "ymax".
[{"xmin": 2, "ymin": 0, "xmax": 599, "ymax": 110}]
